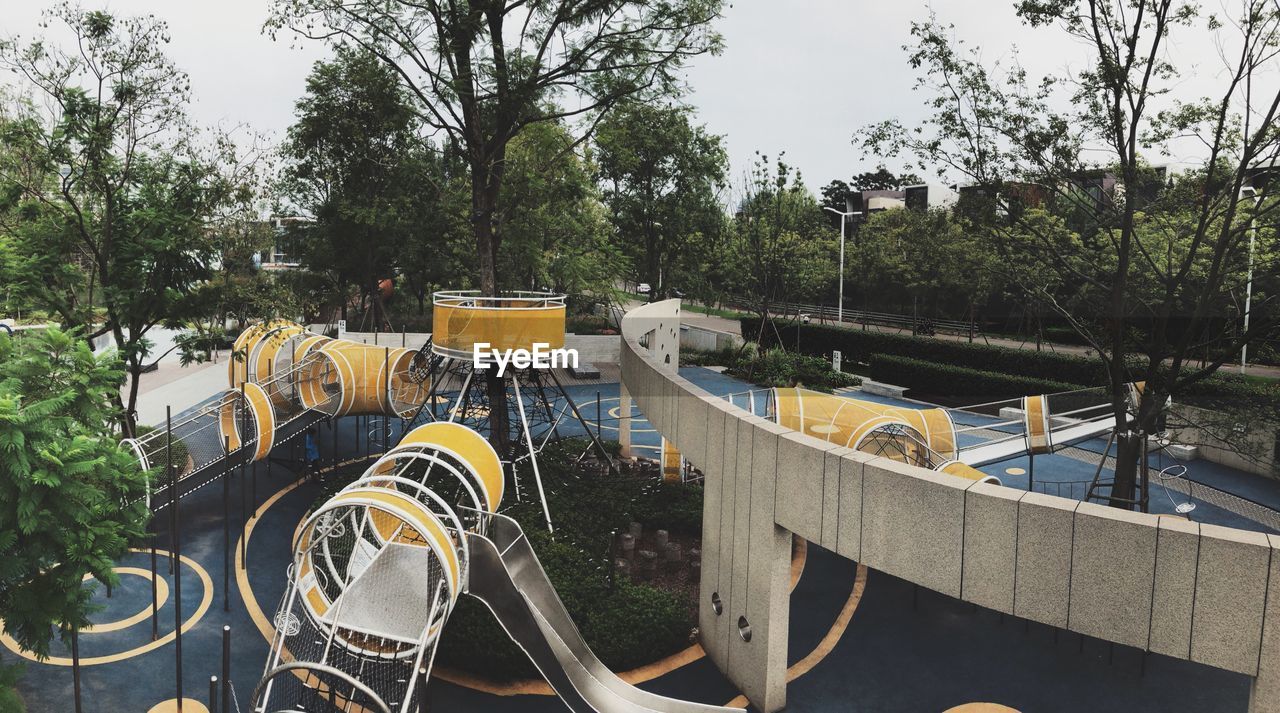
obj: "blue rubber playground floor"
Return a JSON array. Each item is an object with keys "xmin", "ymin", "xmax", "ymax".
[{"xmin": 2, "ymin": 366, "xmax": 1265, "ymax": 712}]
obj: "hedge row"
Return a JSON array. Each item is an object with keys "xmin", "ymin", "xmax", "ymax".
[
  {"xmin": 868, "ymin": 354, "xmax": 1082, "ymax": 398},
  {"xmin": 744, "ymin": 318, "xmax": 1107, "ymax": 386}
]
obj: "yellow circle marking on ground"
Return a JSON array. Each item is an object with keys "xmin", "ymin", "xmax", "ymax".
[
  {"xmin": 943, "ymin": 704, "xmax": 1021, "ymax": 713},
  {"xmin": 808, "ymin": 424, "xmax": 842, "ymax": 435},
  {"xmin": 603, "ymin": 402, "xmax": 655, "ymax": 433},
  {"xmin": 147, "ymin": 698, "xmax": 209, "ymax": 713},
  {"xmin": 1005, "ymin": 467, "xmax": 1026, "ymax": 476},
  {"xmin": 81, "ymin": 567, "xmax": 171, "ymax": 634},
  {"xmin": 0, "ymin": 549, "xmax": 212, "ymax": 666}
]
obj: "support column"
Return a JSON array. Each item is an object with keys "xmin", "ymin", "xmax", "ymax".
[{"xmin": 619, "ymin": 382, "xmax": 632, "ymax": 459}]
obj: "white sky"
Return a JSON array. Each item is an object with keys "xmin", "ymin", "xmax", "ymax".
[{"xmin": 0, "ymin": 0, "xmax": 1254, "ymax": 187}]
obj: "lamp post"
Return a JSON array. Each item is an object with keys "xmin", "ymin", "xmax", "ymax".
[
  {"xmin": 1242, "ymin": 186, "xmax": 1259, "ymax": 374},
  {"xmin": 823, "ymin": 203, "xmax": 863, "ymax": 324}
]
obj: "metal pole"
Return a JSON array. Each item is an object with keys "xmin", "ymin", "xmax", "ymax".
[
  {"xmin": 209, "ymin": 676, "xmax": 219, "ymax": 713},
  {"xmin": 385, "ymin": 347, "xmax": 391, "ymax": 455},
  {"xmin": 71, "ymin": 626, "xmax": 82, "ymax": 713},
  {"xmin": 150, "ymin": 537, "xmax": 159, "ymax": 639},
  {"xmin": 239, "ymin": 383, "xmax": 247, "ymax": 567},
  {"xmin": 221, "ymin": 625, "xmax": 231, "ymax": 713},
  {"xmin": 251, "ymin": 461, "xmax": 257, "ymax": 520},
  {"xmin": 838, "ymin": 214, "xmax": 846, "ymax": 323},
  {"xmin": 223, "ymin": 436, "xmax": 230, "ymax": 612},
  {"xmin": 1242, "ymin": 191, "xmax": 1258, "ymax": 373},
  {"xmin": 513, "ymin": 376, "xmax": 554, "ymax": 532},
  {"xmin": 168, "ymin": 407, "xmax": 183, "ymax": 709}
]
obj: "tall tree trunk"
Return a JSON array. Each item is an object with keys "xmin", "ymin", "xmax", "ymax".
[
  {"xmin": 1109, "ymin": 430, "xmax": 1142, "ymax": 509},
  {"xmin": 473, "ymin": 165, "xmax": 511, "ymax": 457}
]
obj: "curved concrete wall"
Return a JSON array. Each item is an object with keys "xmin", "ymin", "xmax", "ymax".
[{"xmin": 620, "ymin": 299, "xmax": 1280, "ymax": 713}]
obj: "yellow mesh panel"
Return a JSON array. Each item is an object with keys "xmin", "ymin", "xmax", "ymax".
[
  {"xmin": 433, "ymin": 302, "xmax": 566, "ymax": 356},
  {"xmin": 772, "ymin": 387, "xmax": 957, "ymax": 459},
  {"xmin": 939, "ymin": 460, "xmax": 996, "ymax": 482},
  {"xmin": 1023, "ymin": 395, "xmax": 1050, "ymax": 454},
  {"xmin": 395, "ymin": 422, "xmax": 505, "ymax": 512}
]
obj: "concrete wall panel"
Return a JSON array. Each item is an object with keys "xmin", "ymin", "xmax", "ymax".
[
  {"xmin": 1014, "ymin": 492, "xmax": 1078, "ymax": 628},
  {"xmin": 697, "ymin": 398, "xmax": 733, "ymax": 665},
  {"xmin": 834, "ymin": 449, "xmax": 869, "ymax": 561},
  {"xmin": 1068, "ymin": 502, "xmax": 1158, "ymax": 649},
  {"xmin": 820, "ymin": 446, "xmax": 854, "ymax": 550},
  {"xmin": 774, "ymin": 432, "xmax": 836, "ymax": 543},
  {"xmin": 961, "ymin": 481, "xmax": 1023, "ymax": 614},
  {"xmin": 860, "ymin": 458, "xmax": 968, "ymax": 598},
  {"xmin": 673, "ymin": 390, "xmax": 710, "ymax": 466},
  {"xmin": 1149, "ymin": 517, "xmax": 1200, "ymax": 659},
  {"xmin": 1192, "ymin": 524, "xmax": 1272, "ymax": 675}
]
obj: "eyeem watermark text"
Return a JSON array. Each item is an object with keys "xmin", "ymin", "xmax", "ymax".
[{"xmin": 473, "ymin": 342, "xmax": 578, "ymax": 376}]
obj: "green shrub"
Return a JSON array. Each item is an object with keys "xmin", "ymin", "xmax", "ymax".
[
  {"xmin": 869, "ymin": 353, "xmax": 1080, "ymax": 397},
  {"xmin": 0, "ymin": 662, "xmax": 24, "ymax": 713},
  {"xmin": 566, "ymin": 313, "xmax": 617, "ymax": 335},
  {"xmin": 680, "ymin": 344, "xmax": 859, "ymax": 392},
  {"xmin": 726, "ymin": 347, "xmax": 860, "ymax": 393},
  {"xmin": 429, "ymin": 439, "xmax": 700, "ymax": 679},
  {"xmin": 744, "ymin": 318, "xmax": 1107, "ymax": 387}
]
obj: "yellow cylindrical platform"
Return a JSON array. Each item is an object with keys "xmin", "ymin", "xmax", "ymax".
[{"xmin": 431, "ymin": 291, "xmax": 566, "ymax": 360}]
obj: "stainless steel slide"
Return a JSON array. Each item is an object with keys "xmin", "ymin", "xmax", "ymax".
[{"xmin": 466, "ymin": 514, "xmax": 744, "ymax": 713}]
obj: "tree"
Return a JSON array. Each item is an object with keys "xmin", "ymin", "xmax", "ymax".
[
  {"xmin": 863, "ymin": 2, "xmax": 1280, "ymax": 507},
  {"xmin": 857, "ymin": 206, "xmax": 999, "ymax": 327},
  {"xmin": 279, "ymin": 46, "xmax": 430, "ymax": 329},
  {"xmin": 0, "ymin": 329, "xmax": 149, "ymax": 661},
  {"xmin": 595, "ymin": 102, "xmax": 726, "ymax": 300},
  {"xmin": 0, "ymin": 4, "xmax": 259, "ymax": 436},
  {"xmin": 266, "ymin": 0, "xmax": 724, "ymax": 453},
  {"xmin": 499, "ymin": 119, "xmax": 622, "ymax": 297},
  {"xmin": 731, "ymin": 154, "xmax": 837, "ymax": 342}
]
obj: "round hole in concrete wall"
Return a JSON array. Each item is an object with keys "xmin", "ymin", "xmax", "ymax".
[
  {"xmin": 711, "ymin": 592, "xmax": 723, "ymax": 615},
  {"xmin": 737, "ymin": 616, "xmax": 752, "ymax": 642}
]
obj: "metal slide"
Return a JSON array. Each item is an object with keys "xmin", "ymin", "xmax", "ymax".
[
  {"xmin": 466, "ymin": 514, "xmax": 744, "ymax": 713},
  {"xmin": 958, "ymin": 415, "xmax": 1121, "ymax": 467}
]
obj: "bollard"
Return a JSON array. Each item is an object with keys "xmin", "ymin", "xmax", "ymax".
[
  {"xmin": 614, "ymin": 558, "xmax": 632, "ymax": 580},
  {"xmin": 655, "ymin": 529, "xmax": 669, "ymax": 550},
  {"xmin": 619, "ymin": 533, "xmax": 636, "ymax": 560},
  {"xmin": 628, "ymin": 522, "xmax": 643, "ymax": 540},
  {"xmin": 638, "ymin": 550, "xmax": 658, "ymax": 580},
  {"xmin": 664, "ymin": 542, "xmax": 683, "ymax": 563}
]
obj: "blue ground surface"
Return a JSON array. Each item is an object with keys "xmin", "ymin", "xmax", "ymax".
[{"xmin": 6, "ymin": 366, "xmax": 1268, "ymax": 712}]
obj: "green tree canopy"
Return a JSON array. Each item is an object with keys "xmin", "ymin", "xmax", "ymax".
[
  {"xmin": 0, "ymin": 329, "xmax": 149, "ymax": 659},
  {"xmin": 595, "ymin": 102, "xmax": 727, "ymax": 300},
  {"xmin": 0, "ymin": 4, "xmax": 262, "ymax": 434}
]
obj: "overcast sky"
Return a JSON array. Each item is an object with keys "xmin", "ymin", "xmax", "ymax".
[{"xmin": 0, "ymin": 1, "xmax": 1245, "ymax": 188}]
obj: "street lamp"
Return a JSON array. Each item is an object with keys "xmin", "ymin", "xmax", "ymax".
[
  {"xmin": 823, "ymin": 200, "xmax": 863, "ymax": 324},
  {"xmin": 1241, "ymin": 186, "xmax": 1260, "ymax": 374}
]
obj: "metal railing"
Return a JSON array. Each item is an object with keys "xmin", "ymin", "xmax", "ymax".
[{"xmin": 720, "ymin": 296, "xmax": 981, "ymax": 338}]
